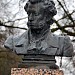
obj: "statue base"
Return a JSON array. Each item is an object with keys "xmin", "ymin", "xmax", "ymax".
[
  {"xmin": 15, "ymin": 54, "xmax": 63, "ymax": 74},
  {"xmin": 11, "ymin": 68, "xmax": 64, "ymax": 75},
  {"xmin": 18, "ymin": 54, "xmax": 59, "ymax": 69},
  {"xmin": 18, "ymin": 60, "xmax": 59, "ymax": 69}
]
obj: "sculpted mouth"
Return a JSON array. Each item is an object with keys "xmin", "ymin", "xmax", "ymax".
[
  {"xmin": 27, "ymin": 22, "xmax": 35, "ymax": 25},
  {"xmin": 27, "ymin": 22, "xmax": 44, "ymax": 29}
]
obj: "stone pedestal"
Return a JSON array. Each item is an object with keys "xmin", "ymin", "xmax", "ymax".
[
  {"xmin": 16, "ymin": 54, "xmax": 63, "ymax": 75},
  {"xmin": 18, "ymin": 54, "xmax": 59, "ymax": 69},
  {"xmin": 11, "ymin": 68, "xmax": 64, "ymax": 75}
]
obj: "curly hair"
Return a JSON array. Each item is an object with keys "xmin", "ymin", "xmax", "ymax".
[{"xmin": 24, "ymin": 0, "xmax": 57, "ymax": 25}]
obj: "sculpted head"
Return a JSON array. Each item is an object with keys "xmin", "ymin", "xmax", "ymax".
[{"xmin": 24, "ymin": 0, "xmax": 57, "ymax": 29}]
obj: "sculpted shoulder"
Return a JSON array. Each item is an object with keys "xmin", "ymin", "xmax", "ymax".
[
  {"xmin": 55, "ymin": 34, "xmax": 73, "ymax": 57},
  {"xmin": 47, "ymin": 33, "xmax": 73, "ymax": 57},
  {"xmin": 4, "ymin": 30, "xmax": 28, "ymax": 51}
]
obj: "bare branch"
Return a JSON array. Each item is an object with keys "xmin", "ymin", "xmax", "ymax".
[
  {"xmin": 0, "ymin": 21, "xmax": 27, "ymax": 30},
  {"xmin": 57, "ymin": 0, "xmax": 74, "ymax": 24},
  {"xmin": 53, "ymin": 20, "xmax": 75, "ymax": 36},
  {"xmin": 57, "ymin": 10, "xmax": 75, "ymax": 21},
  {"xmin": 51, "ymin": 24, "xmax": 75, "ymax": 32},
  {"xmin": 4, "ymin": 17, "xmax": 28, "ymax": 24}
]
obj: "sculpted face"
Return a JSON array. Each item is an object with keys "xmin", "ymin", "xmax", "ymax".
[
  {"xmin": 27, "ymin": 2, "xmax": 46, "ymax": 29},
  {"xmin": 24, "ymin": 0, "xmax": 57, "ymax": 29}
]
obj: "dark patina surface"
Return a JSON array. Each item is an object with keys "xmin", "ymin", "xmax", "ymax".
[{"xmin": 4, "ymin": 0, "xmax": 73, "ymax": 69}]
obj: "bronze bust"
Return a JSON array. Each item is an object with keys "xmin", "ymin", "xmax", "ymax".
[{"xmin": 4, "ymin": 0, "xmax": 73, "ymax": 69}]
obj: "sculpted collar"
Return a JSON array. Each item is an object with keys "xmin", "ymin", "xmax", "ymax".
[{"xmin": 16, "ymin": 29, "xmax": 58, "ymax": 49}]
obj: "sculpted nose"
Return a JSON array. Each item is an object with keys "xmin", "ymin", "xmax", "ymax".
[{"xmin": 29, "ymin": 13, "xmax": 34, "ymax": 22}]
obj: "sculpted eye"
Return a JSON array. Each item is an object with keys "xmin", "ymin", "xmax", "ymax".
[
  {"xmin": 27, "ymin": 12, "xmax": 30, "ymax": 16},
  {"xmin": 27, "ymin": 10, "xmax": 32, "ymax": 16},
  {"xmin": 34, "ymin": 12, "xmax": 39, "ymax": 16}
]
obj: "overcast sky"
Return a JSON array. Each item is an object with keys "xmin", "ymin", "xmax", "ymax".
[{"xmin": 0, "ymin": 0, "xmax": 75, "ymax": 36}]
